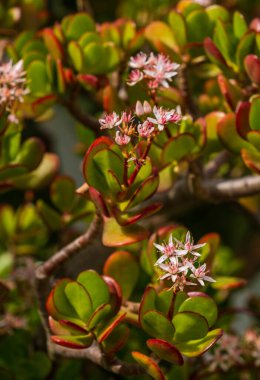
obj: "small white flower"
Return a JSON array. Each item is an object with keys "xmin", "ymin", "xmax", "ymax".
[
  {"xmin": 99, "ymin": 112, "xmax": 121, "ymax": 129},
  {"xmin": 129, "ymin": 52, "xmax": 148, "ymax": 69},
  {"xmin": 115, "ymin": 131, "xmax": 131, "ymax": 146},
  {"xmin": 190, "ymin": 263, "xmax": 215, "ymax": 286},
  {"xmin": 137, "ymin": 120, "xmax": 154, "ymax": 138},
  {"xmin": 175, "ymin": 231, "xmax": 206, "ymax": 257},
  {"xmin": 148, "ymin": 106, "xmax": 175, "ymax": 131}
]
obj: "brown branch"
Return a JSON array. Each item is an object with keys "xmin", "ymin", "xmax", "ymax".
[
  {"xmin": 204, "ymin": 151, "xmax": 231, "ymax": 178},
  {"xmin": 166, "ymin": 174, "xmax": 260, "ymax": 204},
  {"xmin": 52, "ymin": 341, "xmax": 145, "ymax": 376},
  {"xmin": 178, "ymin": 63, "xmax": 198, "ymax": 118}
]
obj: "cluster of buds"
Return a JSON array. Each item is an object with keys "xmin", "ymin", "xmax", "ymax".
[
  {"xmin": 0, "ymin": 60, "xmax": 29, "ymax": 123},
  {"xmin": 127, "ymin": 52, "xmax": 179, "ymax": 90},
  {"xmin": 154, "ymin": 231, "xmax": 215, "ymax": 292},
  {"xmin": 99, "ymin": 101, "xmax": 181, "ymax": 146},
  {"xmin": 205, "ymin": 330, "xmax": 260, "ymax": 372}
]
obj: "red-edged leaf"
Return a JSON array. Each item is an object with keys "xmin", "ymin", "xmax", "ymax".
[
  {"xmin": 102, "ymin": 275, "xmax": 122, "ymax": 314},
  {"xmin": 51, "ymin": 334, "xmax": 93, "ymax": 349},
  {"xmin": 139, "ymin": 286, "xmax": 157, "ymax": 323},
  {"xmin": 42, "ymin": 28, "xmax": 64, "ymax": 59},
  {"xmin": 102, "ymin": 217, "xmax": 148, "ymax": 247},
  {"xmin": 87, "ymin": 304, "xmax": 111, "ymax": 330},
  {"xmin": 103, "ymin": 251, "xmax": 139, "ymax": 300},
  {"xmin": 217, "ymin": 113, "xmax": 250, "ymax": 153},
  {"xmin": 241, "ymin": 148, "xmax": 260, "ymax": 174},
  {"xmin": 132, "ymin": 351, "xmax": 165, "ymax": 380},
  {"xmin": 204, "ymin": 37, "xmax": 227, "ymax": 67},
  {"xmin": 102, "ymin": 324, "xmax": 130, "ymax": 354},
  {"xmin": 98, "ymin": 312, "xmax": 126, "ymax": 343},
  {"xmin": 211, "ymin": 276, "xmax": 246, "ymax": 290},
  {"xmin": 147, "ymin": 339, "xmax": 184, "ymax": 365},
  {"xmin": 244, "ymin": 55, "xmax": 260, "ymax": 85},
  {"xmin": 236, "ymin": 102, "xmax": 251, "ymax": 138}
]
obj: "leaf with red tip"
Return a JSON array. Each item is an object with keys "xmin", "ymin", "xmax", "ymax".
[
  {"xmin": 241, "ymin": 148, "xmax": 260, "ymax": 174},
  {"xmin": 175, "ymin": 329, "xmax": 223, "ymax": 357},
  {"xmin": 102, "ymin": 324, "xmax": 130, "ymax": 354},
  {"xmin": 87, "ymin": 304, "xmax": 111, "ymax": 330},
  {"xmin": 50, "ymin": 175, "xmax": 76, "ymax": 213},
  {"xmin": 198, "ymin": 232, "xmax": 220, "ymax": 262},
  {"xmin": 132, "ymin": 351, "xmax": 165, "ymax": 380},
  {"xmin": 125, "ymin": 175, "xmax": 159, "ymax": 211},
  {"xmin": 217, "ymin": 113, "xmax": 251, "ymax": 153},
  {"xmin": 211, "ymin": 276, "xmax": 246, "ymax": 290},
  {"xmin": 102, "ymin": 275, "xmax": 122, "ymax": 314},
  {"xmin": 145, "ymin": 21, "xmax": 177, "ymax": 51},
  {"xmin": 236, "ymin": 102, "xmax": 251, "ymax": 138},
  {"xmin": 51, "ymin": 334, "xmax": 93, "ymax": 349},
  {"xmin": 244, "ymin": 55, "xmax": 260, "ymax": 85},
  {"xmin": 102, "ymin": 217, "xmax": 148, "ymax": 247},
  {"xmin": 49, "ymin": 317, "xmax": 88, "ymax": 336},
  {"xmin": 217, "ymin": 75, "xmax": 243, "ymax": 111},
  {"xmin": 204, "ymin": 37, "xmax": 227, "ymax": 67},
  {"xmin": 147, "ymin": 339, "xmax": 184, "ymax": 365},
  {"xmin": 103, "ymin": 251, "xmax": 139, "ymax": 300},
  {"xmin": 98, "ymin": 312, "xmax": 126, "ymax": 343},
  {"xmin": 178, "ymin": 295, "xmax": 217, "ymax": 327},
  {"xmin": 42, "ymin": 28, "xmax": 64, "ymax": 59}
]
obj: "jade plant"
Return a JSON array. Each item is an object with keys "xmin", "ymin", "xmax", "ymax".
[{"xmin": 0, "ymin": 0, "xmax": 260, "ymax": 379}]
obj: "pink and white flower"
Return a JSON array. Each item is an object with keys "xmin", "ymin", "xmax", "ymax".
[
  {"xmin": 99, "ymin": 112, "xmax": 121, "ymax": 129},
  {"xmin": 158, "ymin": 256, "xmax": 189, "ymax": 283},
  {"xmin": 115, "ymin": 131, "xmax": 131, "ymax": 146},
  {"xmin": 129, "ymin": 52, "xmax": 148, "ymax": 69},
  {"xmin": 190, "ymin": 263, "xmax": 215, "ymax": 286},
  {"xmin": 175, "ymin": 231, "xmax": 206, "ymax": 257},
  {"xmin": 148, "ymin": 106, "xmax": 176, "ymax": 131},
  {"xmin": 138, "ymin": 120, "xmax": 154, "ymax": 138},
  {"xmin": 127, "ymin": 69, "xmax": 144, "ymax": 86},
  {"xmin": 144, "ymin": 54, "xmax": 179, "ymax": 88}
]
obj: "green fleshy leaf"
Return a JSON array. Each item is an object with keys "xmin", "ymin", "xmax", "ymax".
[
  {"xmin": 155, "ymin": 289, "xmax": 174, "ymax": 316},
  {"xmin": 211, "ymin": 276, "xmax": 246, "ymax": 290},
  {"xmin": 173, "ymin": 312, "xmax": 209, "ymax": 342},
  {"xmin": 242, "ymin": 148, "xmax": 260, "ymax": 174},
  {"xmin": 132, "ymin": 351, "xmax": 165, "ymax": 380},
  {"xmin": 42, "ymin": 28, "xmax": 64, "ymax": 60},
  {"xmin": 178, "ymin": 294, "xmax": 217, "ymax": 327},
  {"xmin": 87, "ymin": 304, "xmax": 111, "ymax": 330},
  {"xmin": 27, "ymin": 60, "xmax": 51, "ymax": 96},
  {"xmin": 139, "ymin": 286, "xmax": 157, "ymax": 322},
  {"xmin": 37, "ymin": 200, "xmax": 63, "ymax": 231},
  {"xmin": 162, "ymin": 134, "xmax": 196, "ymax": 163},
  {"xmin": 145, "ymin": 21, "xmax": 177, "ymax": 51},
  {"xmin": 175, "ymin": 329, "xmax": 223, "ymax": 357},
  {"xmin": 65, "ymin": 281, "xmax": 93, "ymax": 323},
  {"xmin": 103, "ymin": 251, "xmax": 139, "ymax": 300},
  {"xmin": 233, "ymin": 11, "xmax": 247, "ymax": 39},
  {"xmin": 52, "ymin": 279, "xmax": 80, "ymax": 320},
  {"xmin": 15, "ymin": 138, "xmax": 44, "ymax": 170},
  {"xmin": 244, "ymin": 55, "xmax": 260, "ymax": 85},
  {"xmin": 50, "ymin": 176, "xmax": 75, "ymax": 213},
  {"xmin": 147, "ymin": 339, "xmax": 184, "ymax": 365},
  {"xmin": 102, "ymin": 217, "xmax": 148, "ymax": 247},
  {"xmin": 98, "ymin": 312, "xmax": 126, "ymax": 343},
  {"xmin": 186, "ymin": 10, "xmax": 211, "ymax": 43},
  {"xmin": 217, "ymin": 113, "xmax": 251, "ymax": 153},
  {"xmin": 0, "ymin": 205, "xmax": 16, "ymax": 238},
  {"xmin": 65, "ymin": 13, "xmax": 96, "ymax": 41},
  {"xmin": 51, "ymin": 334, "xmax": 93, "ymax": 349},
  {"xmin": 168, "ymin": 10, "xmax": 187, "ymax": 48},
  {"xmin": 236, "ymin": 32, "xmax": 255, "ymax": 70},
  {"xmin": 77, "ymin": 270, "xmax": 110, "ymax": 310},
  {"xmin": 249, "ymin": 97, "xmax": 260, "ymax": 131},
  {"xmin": 68, "ymin": 41, "xmax": 84, "ymax": 72},
  {"xmin": 206, "ymin": 5, "xmax": 230, "ymax": 23},
  {"xmin": 142, "ymin": 310, "xmax": 175, "ymax": 341},
  {"xmin": 102, "ymin": 324, "xmax": 130, "ymax": 354}
]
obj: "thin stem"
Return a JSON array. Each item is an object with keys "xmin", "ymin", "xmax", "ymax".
[
  {"xmin": 178, "ymin": 63, "xmax": 198, "ymax": 118},
  {"xmin": 62, "ymin": 98, "xmax": 101, "ymax": 136}
]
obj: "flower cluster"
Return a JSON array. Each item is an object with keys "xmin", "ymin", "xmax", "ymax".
[
  {"xmin": 127, "ymin": 52, "xmax": 179, "ymax": 89},
  {"xmin": 99, "ymin": 101, "xmax": 181, "ymax": 146},
  {"xmin": 205, "ymin": 330, "xmax": 260, "ymax": 373},
  {"xmin": 154, "ymin": 231, "xmax": 215, "ymax": 292},
  {"xmin": 0, "ymin": 60, "xmax": 29, "ymax": 123}
]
